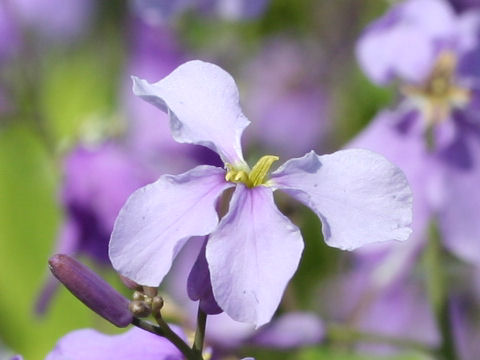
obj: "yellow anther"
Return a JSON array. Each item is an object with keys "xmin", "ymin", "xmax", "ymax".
[
  {"xmin": 225, "ymin": 169, "xmax": 250, "ymax": 185},
  {"xmin": 225, "ymin": 155, "xmax": 279, "ymax": 188}
]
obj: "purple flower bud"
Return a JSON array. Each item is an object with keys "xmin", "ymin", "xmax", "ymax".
[{"xmin": 48, "ymin": 254, "xmax": 133, "ymax": 327}]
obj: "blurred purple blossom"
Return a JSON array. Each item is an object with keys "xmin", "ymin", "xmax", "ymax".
[
  {"xmin": 249, "ymin": 312, "xmax": 324, "ymax": 349},
  {"xmin": 130, "ymin": 0, "xmax": 193, "ymax": 24},
  {"xmin": 45, "ymin": 327, "xmax": 184, "ymax": 360},
  {"xmin": 0, "ymin": 3, "xmax": 19, "ymax": 62},
  {"xmin": 242, "ymin": 39, "xmax": 329, "ymax": 159},
  {"xmin": 109, "ymin": 60, "xmax": 412, "ymax": 327},
  {"xmin": 204, "ymin": 311, "xmax": 324, "ymax": 357},
  {"xmin": 354, "ymin": 0, "xmax": 480, "ymax": 265},
  {"xmin": 356, "ymin": 0, "xmax": 478, "ymax": 85},
  {"xmin": 196, "ymin": 0, "xmax": 270, "ymax": 20},
  {"xmin": 58, "ymin": 143, "xmax": 154, "ymax": 263},
  {"xmin": 449, "ymin": 0, "xmax": 480, "ymax": 12},
  {"xmin": 324, "ymin": 262, "xmax": 440, "ymax": 354},
  {"xmin": 11, "ymin": 0, "xmax": 95, "ymax": 41},
  {"xmin": 131, "ymin": 0, "xmax": 269, "ymax": 24},
  {"xmin": 339, "ymin": 0, "xmax": 480, "ymax": 353}
]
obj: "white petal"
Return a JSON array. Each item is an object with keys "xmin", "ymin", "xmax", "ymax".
[
  {"xmin": 272, "ymin": 149, "xmax": 413, "ymax": 250},
  {"xmin": 206, "ymin": 185, "xmax": 304, "ymax": 327},
  {"xmin": 109, "ymin": 165, "xmax": 232, "ymax": 286},
  {"xmin": 132, "ymin": 60, "xmax": 250, "ymax": 165}
]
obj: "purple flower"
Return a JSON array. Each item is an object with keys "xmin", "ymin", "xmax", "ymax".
[
  {"xmin": 357, "ymin": 0, "xmax": 467, "ymax": 85},
  {"xmin": 12, "ymin": 0, "xmax": 95, "ymax": 41},
  {"xmin": 353, "ymin": 0, "xmax": 480, "ymax": 265},
  {"xmin": 36, "ymin": 143, "xmax": 153, "ymax": 314},
  {"xmin": 195, "ymin": 0, "xmax": 270, "ymax": 20},
  {"xmin": 449, "ymin": 0, "xmax": 480, "ymax": 12},
  {"xmin": 45, "ymin": 327, "xmax": 184, "ymax": 360},
  {"xmin": 109, "ymin": 60, "xmax": 412, "ymax": 327},
  {"xmin": 0, "ymin": 3, "xmax": 20, "ymax": 62},
  {"xmin": 130, "ymin": 0, "xmax": 192, "ymax": 24},
  {"xmin": 59, "ymin": 143, "xmax": 154, "ymax": 263}
]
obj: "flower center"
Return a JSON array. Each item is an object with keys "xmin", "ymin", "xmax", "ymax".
[
  {"xmin": 402, "ymin": 51, "xmax": 470, "ymax": 126},
  {"xmin": 225, "ymin": 155, "xmax": 279, "ymax": 188}
]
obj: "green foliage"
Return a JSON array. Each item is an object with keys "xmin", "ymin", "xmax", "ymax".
[{"xmin": 40, "ymin": 40, "xmax": 124, "ymax": 145}]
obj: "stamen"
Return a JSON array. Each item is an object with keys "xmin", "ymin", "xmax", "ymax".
[
  {"xmin": 402, "ymin": 51, "xmax": 470, "ymax": 126},
  {"xmin": 225, "ymin": 155, "xmax": 279, "ymax": 188},
  {"xmin": 225, "ymin": 168, "xmax": 250, "ymax": 185}
]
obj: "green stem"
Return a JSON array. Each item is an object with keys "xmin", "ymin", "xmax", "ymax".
[
  {"xmin": 423, "ymin": 224, "xmax": 456, "ymax": 360},
  {"xmin": 154, "ymin": 312, "xmax": 201, "ymax": 360},
  {"xmin": 437, "ymin": 299, "xmax": 456, "ymax": 360},
  {"xmin": 192, "ymin": 307, "xmax": 207, "ymax": 357},
  {"xmin": 131, "ymin": 317, "xmax": 166, "ymax": 337},
  {"xmin": 133, "ymin": 315, "xmax": 200, "ymax": 360}
]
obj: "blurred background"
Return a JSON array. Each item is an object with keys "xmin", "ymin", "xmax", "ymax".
[{"xmin": 1, "ymin": 0, "xmax": 479, "ymax": 359}]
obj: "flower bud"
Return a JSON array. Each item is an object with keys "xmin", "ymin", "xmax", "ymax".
[
  {"xmin": 48, "ymin": 254, "xmax": 133, "ymax": 327},
  {"xmin": 132, "ymin": 291, "xmax": 144, "ymax": 301},
  {"xmin": 128, "ymin": 300, "xmax": 151, "ymax": 317},
  {"xmin": 152, "ymin": 296, "xmax": 164, "ymax": 313}
]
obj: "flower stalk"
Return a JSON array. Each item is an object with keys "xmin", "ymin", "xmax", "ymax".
[
  {"xmin": 152, "ymin": 307, "xmax": 203, "ymax": 360},
  {"xmin": 192, "ymin": 307, "xmax": 208, "ymax": 357}
]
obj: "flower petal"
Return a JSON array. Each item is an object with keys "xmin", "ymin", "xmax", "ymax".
[
  {"xmin": 45, "ymin": 327, "xmax": 184, "ymax": 360},
  {"xmin": 109, "ymin": 165, "xmax": 232, "ymax": 286},
  {"xmin": 437, "ymin": 134, "xmax": 480, "ymax": 265},
  {"xmin": 348, "ymin": 109, "xmax": 433, "ymax": 241},
  {"xmin": 187, "ymin": 238, "xmax": 222, "ymax": 314},
  {"xmin": 356, "ymin": 0, "xmax": 456, "ymax": 84},
  {"xmin": 206, "ymin": 185, "xmax": 304, "ymax": 327},
  {"xmin": 271, "ymin": 149, "xmax": 413, "ymax": 250},
  {"xmin": 132, "ymin": 60, "xmax": 250, "ymax": 165}
]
